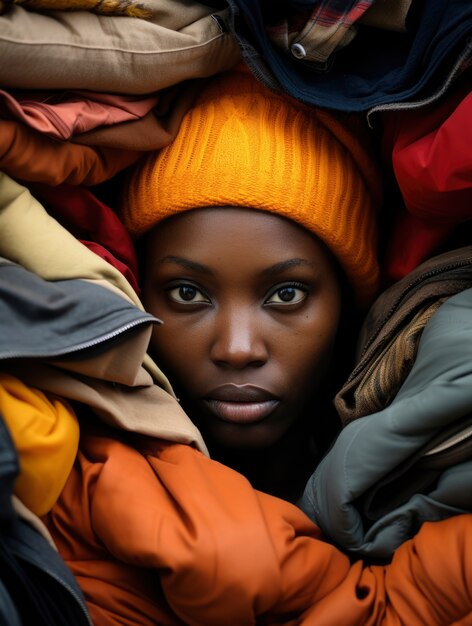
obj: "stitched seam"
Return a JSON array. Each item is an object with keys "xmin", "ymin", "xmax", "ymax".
[{"xmin": 0, "ymin": 31, "xmax": 226, "ymax": 54}]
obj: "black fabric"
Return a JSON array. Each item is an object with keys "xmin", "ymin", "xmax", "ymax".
[
  {"xmin": 0, "ymin": 579, "xmax": 21, "ymax": 626},
  {"xmin": 0, "ymin": 411, "xmax": 93, "ymax": 625},
  {"xmin": 0, "ymin": 415, "xmax": 17, "ymax": 525},
  {"xmin": 226, "ymin": 0, "xmax": 472, "ymax": 112}
]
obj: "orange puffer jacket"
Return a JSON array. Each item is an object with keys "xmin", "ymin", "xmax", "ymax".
[{"xmin": 46, "ymin": 428, "xmax": 472, "ymax": 626}]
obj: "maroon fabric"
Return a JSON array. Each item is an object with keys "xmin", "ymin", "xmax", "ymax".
[
  {"xmin": 79, "ymin": 240, "xmax": 140, "ymax": 294},
  {"xmin": 382, "ymin": 208, "xmax": 457, "ymax": 283},
  {"xmin": 30, "ymin": 182, "xmax": 140, "ymax": 293},
  {"xmin": 381, "ymin": 79, "xmax": 472, "ymax": 282}
]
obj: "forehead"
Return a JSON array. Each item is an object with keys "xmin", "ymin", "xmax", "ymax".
[{"xmin": 145, "ymin": 207, "xmax": 334, "ymax": 271}]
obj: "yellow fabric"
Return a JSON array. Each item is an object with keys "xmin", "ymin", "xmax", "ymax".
[
  {"xmin": 0, "ymin": 373, "xmax": 79, "ymax": 516},
  {"xmin": 122, "ymin": 65, "xmax": 382, "ymax": 306},
  {"xmin": 10, "ymin": 0, "xmax": 153, "ymax": 18}
]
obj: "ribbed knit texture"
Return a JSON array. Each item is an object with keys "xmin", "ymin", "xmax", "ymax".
[{"xmin": 122, "ymin": 65, "xmax": 382, "ymax": 305}]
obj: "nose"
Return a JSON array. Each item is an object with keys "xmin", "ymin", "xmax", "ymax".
[{"xmin": 210, "ymin": 307, "xmax": 268, "ymax": 369}]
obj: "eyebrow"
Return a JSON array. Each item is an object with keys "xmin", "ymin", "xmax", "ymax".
[
  {"xmin": 158, "ymin": 255, "xmax": 213, "ymax": 274},
  {"xmin": 157, "ymin": 256, "xmax": 315, "ymax": 275},
  {"xmin": 261, "ymin": 258, "xmax": 316, "ymax": 275}
]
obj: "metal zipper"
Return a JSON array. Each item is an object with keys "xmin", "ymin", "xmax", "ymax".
[
  {"xmin": 0, "ymin": 316, "xmax": 157, "ymax": 361},
  {"xmin": 366, "ymin": 39, "xmax": 472, "ymax": 127}
]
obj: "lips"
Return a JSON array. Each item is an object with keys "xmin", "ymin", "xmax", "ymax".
[{"xmin": 203, "ymin": 384, "xmax": 280, "ymax": 424}]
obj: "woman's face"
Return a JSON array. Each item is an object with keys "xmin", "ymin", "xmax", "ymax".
[{"xmin": 142, "ymin": 207, "xmax": 342, "ymax": 450}]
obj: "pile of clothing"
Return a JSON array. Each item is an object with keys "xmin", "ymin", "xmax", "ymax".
[{"xmin": 1, "ymin": 1, "xmax": 472, "ymax": 624}]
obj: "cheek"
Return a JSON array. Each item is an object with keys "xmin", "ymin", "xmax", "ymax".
[
  {"xmin": 142, "ymin": 288, "xmax": 196, "ymax": 380},
  {"xmin": 148, "ymin": 319, "xmax": 207, "ymax": 386},
  {"xmin": 151, "ymin": 322, "xmax": 190, "ymax": 379},
  {"xmin": 282, "ymin": 303, "xmax": 341, "ymax": 388},
  {"xmin": 284, "ymin": 329, "xmax": 334, "ymax": 382}
]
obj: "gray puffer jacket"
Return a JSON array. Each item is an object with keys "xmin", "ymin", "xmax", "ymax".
[{"xmin": 300, "ymin": 288, "xmax": 472, "ymax": 560}]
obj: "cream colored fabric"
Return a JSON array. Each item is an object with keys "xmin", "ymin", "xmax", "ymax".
[
  {"xmin": 7, "ymin": 361, "xmax": 208, "ymax": 454},
  {"xmin": 0, "ymin": 179, "xmax": 205, "ymax": 450},
  {"xmin": 50, "ymin": 313, "xmax": 155, "ymax": 387},
  {"xmin": 0, "ymin": 2, "xmax": 240, "ymax": 92},
  {"xmin": 0, "ymin": 172, "xmax": 174, "ymax": 394},
  {"xmin": 80, "ymin": 278, "xmax": 173, "ymax": 391},
  {"xmin": 0, "ymin": 173, "xmax": 141, "ymax": 305}
]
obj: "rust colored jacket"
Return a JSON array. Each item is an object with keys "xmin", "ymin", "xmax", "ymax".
[{"xmin": 46, "ymin": 428, "xmax": 472, "ymax": 626}]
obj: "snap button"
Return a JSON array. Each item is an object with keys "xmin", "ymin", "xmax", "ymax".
[{"xmin": 291, "ymin": 43, "xmax": 306, "ymax": 59}]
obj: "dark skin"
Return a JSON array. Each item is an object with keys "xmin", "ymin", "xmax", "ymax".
[{"xmin": 142, "ymin": 207, "xmax": 345, "ymax": 502}]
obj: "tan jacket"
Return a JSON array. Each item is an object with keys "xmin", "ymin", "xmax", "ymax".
[
  {"xmin": 0, "ymin": 1, "xmax": 240, "ymax": 93},
  {"xmin": 0, "ymin": 172, "xmax": 207, "ymax": 452}
]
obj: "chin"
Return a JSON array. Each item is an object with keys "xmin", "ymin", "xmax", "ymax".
[
  {"xmin": 181, "ymin": 398, "xmax": 295, "ymax": 451},
  {"xmin": 203, "ymin": 420, "xmax": 289, "ymax": 451}
]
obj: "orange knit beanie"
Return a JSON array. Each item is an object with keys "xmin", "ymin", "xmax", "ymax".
[{"xmin": 122, "ymin": 65, "xmax": 382, "ymax": 305}]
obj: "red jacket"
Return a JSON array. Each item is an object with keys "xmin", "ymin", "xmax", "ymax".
[{"xmin": 380, "ymin": 79, "xmax": 472, "ymax": 283}]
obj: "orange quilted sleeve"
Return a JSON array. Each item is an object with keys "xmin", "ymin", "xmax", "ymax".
[{"xmin": 46, "ymin": 432, "xmax": 472, "ymax": 626}]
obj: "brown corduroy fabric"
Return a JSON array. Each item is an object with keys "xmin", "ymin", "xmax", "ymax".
[{"xmin": 336, "ymin": 246, "xmax": 472, "ymax": 424}]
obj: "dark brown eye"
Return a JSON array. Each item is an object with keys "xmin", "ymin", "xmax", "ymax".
[
  {"xmin": 179, "ymin": 286, "xmax": 197, "ymax": 301},
  {"xmin": 278, "ymin": 287, "xmax": 296, "ymax": 302},
  {"xmin": 167, "ymin": 284, "xmax": 209, "ymax": 304},
  {"xmin": 266, "ymin": 285, "xmax": 307, "ymax": 306}
]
